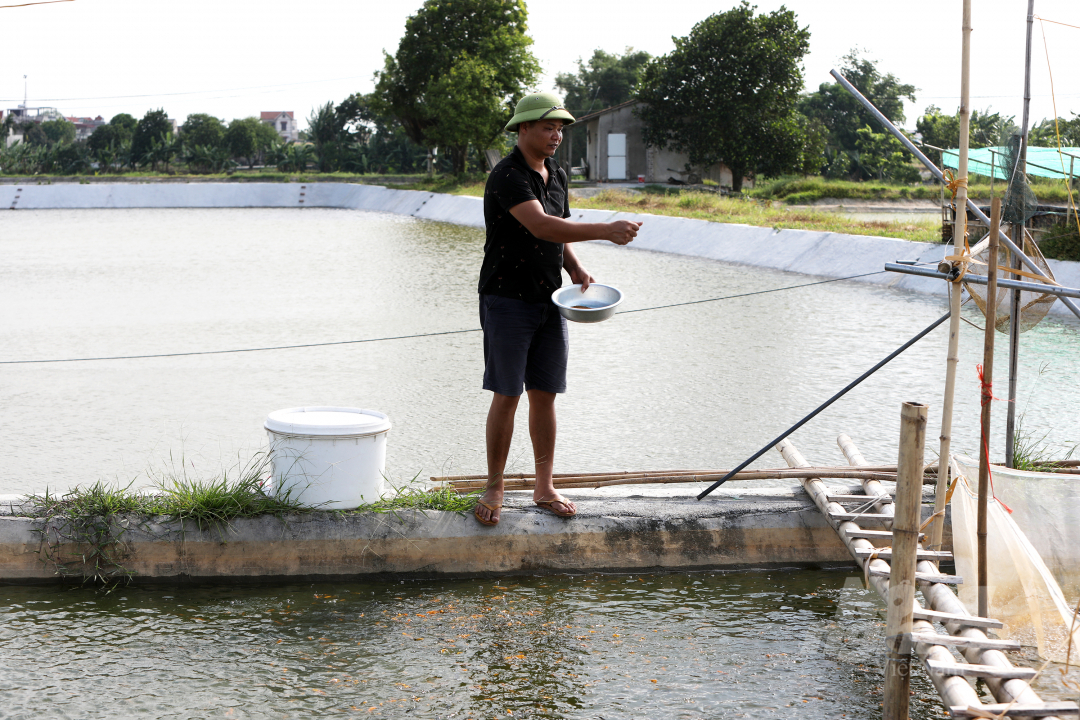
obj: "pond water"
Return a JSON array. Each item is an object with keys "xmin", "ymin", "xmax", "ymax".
[
  {"xmin": 2, "ymin": 208, "xmax": 1077, "ymax": 496},
  {"xmin": 3, "ymin": 208, "xmax": 1079, "ymax": 719},
  {"xmin": 10, "ymin": 569, "xmax": 1077, "ymax": 720}
]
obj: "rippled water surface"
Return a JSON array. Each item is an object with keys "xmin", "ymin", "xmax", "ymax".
[
  {"xmin": 3, "ymin": 208, "xmax": 1079, "ymax": 719},
  {"xmin": 1, "ymin": 570, "xmax": 1013, "ymax": 720},
  {"xmin": 2, "ymin": 208, "xmax": 1077, "ymax": 495}
]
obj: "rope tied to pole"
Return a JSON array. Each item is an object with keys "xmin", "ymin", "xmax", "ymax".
[
  {"xmin": 943, "ymin": 168, "xmax": 969, "ymax": 199},
  {"xmin": 975, "ymin": 363, "xmax": 1013, "ymax": 514}
]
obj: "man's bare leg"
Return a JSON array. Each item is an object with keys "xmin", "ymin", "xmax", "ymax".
[
  {"xmin": 527, "ymin": 389, "xmax": 575, "ymax": 515},
  {"xmin": 478, "ymin": 392, "xmax": 520, "ymax": 524}
]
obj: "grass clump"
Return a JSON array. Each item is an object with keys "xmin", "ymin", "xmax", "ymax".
[
  {"xmin": 349, "ymin": 479, "xmax": 479, "ymax": 517},
  {"xmin": 26, "ymin": 451, "xmax": 311, "ymax": 587},
  {"xmin": 1011, "ymin": 416, "xmax": 1077, "ymax": 472}
]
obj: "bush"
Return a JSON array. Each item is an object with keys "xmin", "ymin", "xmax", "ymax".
[{"xmin": 1040, "ymin": 219, "xmax": 1080, "ymax": 262}]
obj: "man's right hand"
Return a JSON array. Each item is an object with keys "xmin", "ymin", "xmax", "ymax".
[{"xmin": 606, "ymin": 220, "xmax": 642, "ymax": 245}]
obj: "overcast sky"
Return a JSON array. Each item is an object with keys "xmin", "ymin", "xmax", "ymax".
[{"xmin": 3, "ymin": 0, "xmax": 1078, "ymax": 133}]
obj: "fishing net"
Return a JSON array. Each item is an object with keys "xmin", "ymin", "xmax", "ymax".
[
  {"xmin": 1001, "ymin": 133, "xmax": 1039, "ymax": 226},
  {"xmin": 950, "ymin": 455, "xmax": 1080, "ymax": 663},
  {"xmin": 960, "ymin": 133, "xmax": 1058, "ymax": 333},
  {"xmin": 962, "ymin": 230, "xmax": 1058, "ymax": 334}
]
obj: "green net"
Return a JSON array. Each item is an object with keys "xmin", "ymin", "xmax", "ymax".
[{"xmin": 1001, "ymin": 133, "xmax": 1039, "ymax": 225}]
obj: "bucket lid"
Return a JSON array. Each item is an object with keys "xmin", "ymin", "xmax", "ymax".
[{"xmin": 264, "ymin": 406, "xmax": 391, "ymax": 437}]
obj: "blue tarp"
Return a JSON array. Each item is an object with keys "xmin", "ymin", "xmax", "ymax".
[{"xmin": 941, "ymin": 146, "xmax": 1080, "ymax": 180}]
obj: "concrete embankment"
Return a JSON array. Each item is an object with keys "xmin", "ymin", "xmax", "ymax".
[
  {"xmin": 4, "ymin": 181, "xmax": 1078, "ymax": 318},
  {"xmin": 0, "ymin": 485, "xmax": 948, "ymax": 583}
]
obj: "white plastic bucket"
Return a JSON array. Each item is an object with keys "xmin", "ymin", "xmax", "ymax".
[{"xmin": 264, "ymin": 406, "xmax": 391, "ymax": 510}]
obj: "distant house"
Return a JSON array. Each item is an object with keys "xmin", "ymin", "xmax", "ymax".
[
  {"xmin": 575, "ymin": 100, "xmax": 751, "ymax": 189},
  {"xmin": 66, "ymin": 115, "xmax": 107, "ymax": 142},
  {"xmin": 260, "ymin": 111, "xmax": 298, "ymax": 143}
]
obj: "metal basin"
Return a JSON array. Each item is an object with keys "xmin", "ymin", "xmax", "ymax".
[{"xmin": 551, "ymin": 283, "xmax": 623, "ymax": 323}]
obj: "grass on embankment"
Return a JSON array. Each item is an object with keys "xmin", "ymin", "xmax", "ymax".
[
  {"xmin": 387, "ymin": 176, "xmax": 943, "ymax": 242},
  {"xmin": 750, "ymin": 176, "xmax": 1079, "ymax": 205}
]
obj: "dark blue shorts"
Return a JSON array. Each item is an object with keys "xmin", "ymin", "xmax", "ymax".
[{"xmin": 479, "ymin": 294, "xmax": 568, "ymax": 396}]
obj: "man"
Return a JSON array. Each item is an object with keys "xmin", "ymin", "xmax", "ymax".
[{"xmin": 475, "ymin": 92, "xmax": 642, "ymax": 526}]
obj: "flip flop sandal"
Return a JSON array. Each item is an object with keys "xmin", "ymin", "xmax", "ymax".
[
  {"xmin": 534, "ymin": 497, "xmax": 576, "ymax": 518},
  {"xmin": 474, "ymin": 500, "xmax": 502, "ymax": 526}
]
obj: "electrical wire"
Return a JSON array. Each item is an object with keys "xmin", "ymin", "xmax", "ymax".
[
  {"xmin": 0, "ymin": 268, "xmax": 910, "ymax": 365},
  {"xmin": 0, "ymin": 0, "xmax": 72, "ymax": 8}
]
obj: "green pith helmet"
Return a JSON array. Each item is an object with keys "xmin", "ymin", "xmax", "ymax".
[{"xmin": 504, "ymin": 92, "xmax": 575, "ymax": 132}]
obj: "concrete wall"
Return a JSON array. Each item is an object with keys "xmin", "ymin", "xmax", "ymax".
[
  {"xmin": 0, "ymin": 489, "xmax": 918, "ymax": 583},
  {"xmin": 3, "ymin": 181, "xmax": 1077, "ymax": 317}
]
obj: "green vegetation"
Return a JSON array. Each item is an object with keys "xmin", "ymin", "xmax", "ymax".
[
  {"xmin": 799, "ymin": 50, "xmax": 918, "ymax": 182},
  {"xmin": 347, "ymin": 480, "xmax": 479, "ymax": 518},
  {"xmin": 568, "ymin": 187, "xmax": 940, "ymax": 242},
  {"xmin": 555, "ymin": 48, "xmax": 652, "ymax": 167},
  {"xmin": 637, "ymin": 2, "xmax": 813, "ymax": 192},
  {"xmin": 371, "ymin": 0, "xmax": 540, "ymax": 174},
  {"xmin": 748, "ymin": 176, "xmax": 1076, "ymax": 204},
  {"xmin": 1011, "ymin": 416, "xmax": 1077, "ymax": 472},
  {"xmin": 1040, "ymin": 218, "xmax": 1080, "ymax": 262},
  {"xmin": 22, "ymin": 450, "xmax": 478, "ymax": 587}
]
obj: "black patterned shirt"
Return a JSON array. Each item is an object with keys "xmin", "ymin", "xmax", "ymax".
[{"xmin": 479, "ymin": 146, "xmax": 570, "ymax": 303}]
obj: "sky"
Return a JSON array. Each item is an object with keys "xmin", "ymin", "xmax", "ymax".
[{"xmin": 2, "ymin": 0, "xmax": 1078, "ymax": 134}]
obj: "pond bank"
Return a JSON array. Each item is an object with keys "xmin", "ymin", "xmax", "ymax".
[
  {"xmin": 4, "ymin": 181, "xmax": 1077, "ymax": 318},
  {"xmin": 0, "ymin": 485, "xmax": 947, "ymax": 584}
]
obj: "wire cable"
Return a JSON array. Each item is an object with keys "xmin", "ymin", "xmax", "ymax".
[{"xmin": 0, "ymin": 268, "xmax": 908, "ymax": 365}]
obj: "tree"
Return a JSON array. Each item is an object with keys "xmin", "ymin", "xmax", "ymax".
[
  {"xmin": 635, "ymin": 2, "xmax": 811, "ymax": 192},
  {"xmin": 799, "ymin": 50, "xmax": 916, "ymax": 152},
  {"xmin": 109, "ymin": 113, "xmax": 138, "ymax": 135},
  {"xmin": 556, "ymin": 48, "xmax": 652, "ymax": 117},
  {"xmin": 40, "ymin": 119, "xmax": 76, "ymax": 146},
  {"xmin": 224, "ymin": 117, "xmax": 278, "ymax": 169},
  {"xmin": 131, "ymin": 109, "xmax": 173, "ymax": 166},
  {"xmin": 798, "ymin": 50, "xmax": 916, "ymax": 179},
  {"xmin": 555, "ymin": 47, "xmax": 651, "ymax": 170},
  {"xmin": 915, "ymin": 105, "xmax": 1017, "ymax": 165},
  {"xmin": 372, "ymin": 0, "xmax": 540, "ymax": 173},
  {"xmin": 180, "ymin": 113, "xmax": 226, "ymax": 150},
  {"xmin": 1029, "ymin": 114, "xmax": 1080, "ymax": 148},
  {"xmin": 423, "ymin": 55, "xmax": 510, "ymax": 171},
  {"xmin": 854, "ymin": 126, "xmax": 920, "ymax": 182}
]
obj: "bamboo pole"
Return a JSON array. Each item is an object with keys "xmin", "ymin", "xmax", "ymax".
[
  {"xmin": 434, "ymin": 467, "xmax": 940, "ymax": 493},
  {"xmin": 935, "ymin": 0, "xmax": 973, "ymax": 557},
  {"xmin": 796, "ymin": 437, "xmax": 1068, "ymax": 718},
  {"xmin": 884, "ymin": 403, "xmax": 929, "ymax": 720},
  {"xmin": 978, "ymin": 198, "xmax": 1002, "ymax": 619},
  {"xmin": 431, "ymin": 464, "xmax": 937, "ymax": 484},
  {"xmin": 777, "ymin": 438, "xmax": 985, "ymax": 715}
]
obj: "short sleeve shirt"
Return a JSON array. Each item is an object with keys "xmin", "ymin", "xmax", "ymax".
[{"xmin": 479, "ymin": 146, "xmax": 571, "ymax": 303}]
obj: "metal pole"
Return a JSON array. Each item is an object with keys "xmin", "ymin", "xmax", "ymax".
[
  {"xmin": 696, "ymin": 311, "xmax": 951, "ymax": 500},
  {"xmin": 933, "ymin": 0, "xmax": 972, "ymax": 557},
  {"xmin": 978, "ymin": 198, "xmax": 1002, "ymax": 619},
  {"xmin": 829, "ymin": 68, "xmax": 1080, "ymax": 323},
  {"xmin": 1005, "ymin": 224, "xmax": 1023, "ymax": 468},
  {"xmin": 884, "ymin": 264, "xmax": 1080, "ymax": 299},
  {"xmin": 884, "ymin": 402, "xmax": 928, "ymax": 720},
  {"xmin": 1007, "ymin": 0, "xmax": 1036, "ymax": 467}
]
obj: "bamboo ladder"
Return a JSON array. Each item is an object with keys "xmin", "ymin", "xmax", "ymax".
[{"xmin": 779, "ymin": 433, "xmax": 1079, "ymax": 719}]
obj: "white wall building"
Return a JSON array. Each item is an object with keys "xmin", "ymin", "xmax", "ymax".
[{"xmin": 260, "ymin": 111, "xmax": 298, "ymax": 143}]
